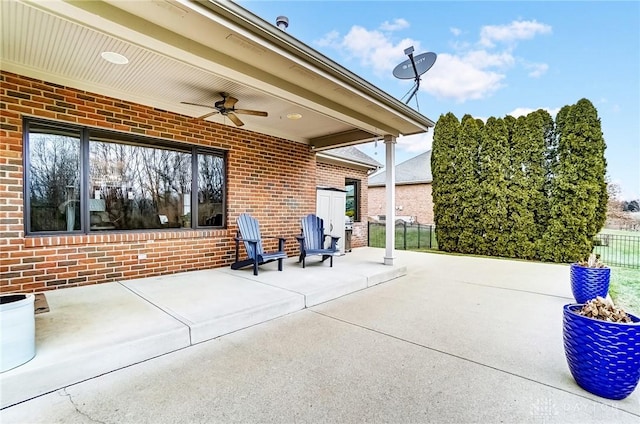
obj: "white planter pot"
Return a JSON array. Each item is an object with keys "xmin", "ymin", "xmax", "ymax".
[{"xmin": 0, "ymin": 294, "xmax": 35, "ymax": 372}]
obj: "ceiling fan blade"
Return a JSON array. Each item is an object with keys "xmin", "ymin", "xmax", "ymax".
[
  {"xmin": 196, "ymin": 110, "xmax": 220, "ymax": 120},
  {"xmin": 223, "ymin": 96, "xmax": 239, "ymax": 109},
  {"xmin": 227, "ymin": 113, "xmax": 244, "ymax": 127},
  {"xmin": 233, "ymin": 109, "xmax": 268, "ymax": 117},
  {"xmin": 181, "ymin": 101, "xmax": 213, "ymax": 109}
]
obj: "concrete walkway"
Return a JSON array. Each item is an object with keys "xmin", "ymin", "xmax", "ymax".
[{"xmin": 1, "ymin": 248, "xmax": 639, "ymax": 423}]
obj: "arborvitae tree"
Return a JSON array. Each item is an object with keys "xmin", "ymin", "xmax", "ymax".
[
  {"xmin": 431, "ymin": 113, "xmax": 461, "ymax": 252},
  {"xmin": 540, "ymin": 105, "xmax": 575, "ymax": 261},
  {"xmin": 523, "ymin": 110, "xmax": 552, "ymax": 259},
  {"xmin": 456, "ymin": 115, "xmax": 484, "ymax": 254},
  {"xmin": 533, "ymin": 109, "xmax": 556, "ymax": 241},
  {"xmin": 503, "ymin": 115, "xmax": 534, "ymax": 258},
  {"xmin": 573, "ymin": 99, "xmax": 608, "ymax": 237},
  {"xmin": 499, "ymin": 111, "xmax": 551, "ymax": 260},
  {"xmin": 540, "ymin": 99, "xmax": 608, "ymax": 261},
  {"xmin": 503, "ymin": 113, "xmax": 516, "ymax": 255},
  {"xmin": 474, "ymin": 117, "xmax": 509, "ymax": 256}
]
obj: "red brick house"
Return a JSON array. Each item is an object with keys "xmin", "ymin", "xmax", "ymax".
[
  {"xmin": 368, "ymin": 150, "xmax": 434, "ymax": 224},
  {"xmin": 0, "ymin": 0, "xmax": 434, "ymax": 294}
]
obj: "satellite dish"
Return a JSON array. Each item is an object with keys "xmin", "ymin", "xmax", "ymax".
[
  {"xmin": 392, "ymin": 46, "xmax": 437, "ymax": 107},
  {"xmin": 393, "ymin": 52, "xmax": 437, "ymax": 79}
]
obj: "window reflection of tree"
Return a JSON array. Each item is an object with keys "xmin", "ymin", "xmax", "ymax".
[
  {"xmin": 345, "ymin": 179, "xmax": 359, "ymax": 221},
  {"xmin": 90, "ymin": 141, "xmax": 191, "ymax": 229},
  {"xmin": 29, "ymin": 132, "xmax": 80, "ymax": 231},
  {"xmin": 198, "ymin": 154, "xmax": 224, "ymax": 226},
  {"xmin": 145, "ymin": 148, "xmax": 190, "ymax": 226},
  {"xmin": 27, "ymin": 121, "xmax": 224, "ymax": 233}
]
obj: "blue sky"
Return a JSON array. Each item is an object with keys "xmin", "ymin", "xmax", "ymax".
[{"xmin": 241, "ymin": 1, "xmax": 640, "ymax": 200}]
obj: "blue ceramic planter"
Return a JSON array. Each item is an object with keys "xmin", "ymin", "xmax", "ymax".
[
  {"xmin": 570, "ymin": 263, "xmax": 610, "ymax": 303},
  {"xmin": 563, "ymin": 304, "xmax": 640, "ymax": 400}
]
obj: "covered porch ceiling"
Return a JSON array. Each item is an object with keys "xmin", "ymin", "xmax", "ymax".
[{"xmin": 1, "ymin": 0, "xmax": 435, "ymax": 150}]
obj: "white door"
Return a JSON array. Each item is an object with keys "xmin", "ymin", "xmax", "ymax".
[{"xmin": 316, "ymin": 189, "xmax": 346, "ymax": 253}]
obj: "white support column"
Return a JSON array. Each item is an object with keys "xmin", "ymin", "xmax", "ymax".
[{"xmin": 384, "ymin": 134, "xmax": 396, "ymax": 265}]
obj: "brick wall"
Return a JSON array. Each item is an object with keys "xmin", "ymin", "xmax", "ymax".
[
  {"xmin": 368, "ymin": 183, "xmax": 434, "ymax": 224},
  {"xmin": 315, "ymin": 162, "xmax": 370, "ymax": 248},
  {"xmin": 0, "ymin": 71, "xmax": 318, "ymax": 293}
]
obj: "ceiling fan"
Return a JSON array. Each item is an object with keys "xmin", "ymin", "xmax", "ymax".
[{"xmin": 181, "ymin": 92, "xmax": 268, "ymax": 127}]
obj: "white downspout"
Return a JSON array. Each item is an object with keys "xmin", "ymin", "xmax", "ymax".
[{"xmin": 384, "ymin": 134, "xmax": 396, "ymax": 265}]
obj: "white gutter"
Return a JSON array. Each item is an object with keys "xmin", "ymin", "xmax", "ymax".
[
  {"xmin": 197, "ymin": 0, "xmax": 435, "ymax": 131},
  {"xmin": 316, "ymin": 153, "xmax": 381, "ymax": 171}
]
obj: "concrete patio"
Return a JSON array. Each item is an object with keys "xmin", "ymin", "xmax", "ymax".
[
  {"xmin": 0, "ymin": 248, "xmax": 406, "ymax": 409},
  {"xmin": 1, "ymin": 248, "xmax": 639, "ymax": 422}
]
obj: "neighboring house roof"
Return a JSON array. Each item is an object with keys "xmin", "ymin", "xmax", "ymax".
[
  {"xmin": 368, "ymin": 150, "xmax": 432, "ymax": 186},
  {"xmin": 1, "ymin": 0, "xmax": 435, "ymax": 149},
  {"xmin": 317, "ymin": 146, "xmax": 382, "ymax": 171}
]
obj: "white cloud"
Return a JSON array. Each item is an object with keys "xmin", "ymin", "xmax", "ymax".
[
  {"xmin": 507, "ymin": 107, "xmax": 535, "ymax": 117},
  {"xmin": 422, "ymin": 53, "xmax": 505, "ymax": 102},
  {"xmin": 464, "ymin": 49, "xmax": 515, "ymax": 69},
  {"xmin": 314, "ymin": 18, "xmax": 551, "ymax": 102},
  {"xmin": 506, "ymin": 106, "xmax": 560, "ymax": 118},
  {"xmin": 397, "ymin": 132, "xmax": 433, "ymax": 153},
  {"xmin": 315, "ymin": 30, "xmax": 340, "ymax": 47},
  {"xmin": 357, "ymin": 133, "xmax": 433, "ymax": 165},
  {"xmin": 380, "ymin": 18, "xmax": 409, "ymax": 31},
  {"xmin": 449, "ymin": 39, "xmax": 471, "ymax": 51},
  {"xmin": 480, "ymin": 20, "xmax": 552, "ymax": 48},
  {"xmin": 325, "ymin": 25, "xmax": 421, "ymax": 76},
  {"xmin": 525, "ymin": 62, "xmax": 549, "ymax": 78}
]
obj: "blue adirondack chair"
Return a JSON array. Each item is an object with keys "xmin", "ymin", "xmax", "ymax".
[
  {"xmin": 231, "ymin": 214, "xmax": 287, "ymax": 276},
  {"xmin": 296, "ymin": 214, "xmax": 340, "ymax": 268}
]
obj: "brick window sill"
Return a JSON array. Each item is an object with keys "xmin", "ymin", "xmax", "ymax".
[{"xmin": 24, "ymin": 229, "xmax": 227, "ymax": 248}]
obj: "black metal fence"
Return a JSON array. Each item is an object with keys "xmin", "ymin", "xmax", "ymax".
[
  {"xmin": 368, "ymin": 221, "xmax": 437, "ymax": 250},
  {"xmin": 593, "ymin": 233, "xmax": 640, "ymax": 269},
  {"xmin": 368, "ymin": 222, "xmax": 640, "ymax": 269}
]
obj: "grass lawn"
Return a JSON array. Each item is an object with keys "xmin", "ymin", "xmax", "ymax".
[
  {"xmin": 595, "ymin": 229, "xmax": 640, "ymax": 315},
  {"xmin": 609, "ymin": 265, "xmax": 640, "ymax": 316}
]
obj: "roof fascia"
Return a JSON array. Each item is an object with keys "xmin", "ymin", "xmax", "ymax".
[
  {"xmin": 369, "ymin": 180, "xmax": 433, "ymax": 187},
  {"xmin": 197, "ymin": 0, "xmax": 435, "ymax": 130},
  {"xmin": 316, "ymin": 153, "xmax": 381, "ymax": 171}
]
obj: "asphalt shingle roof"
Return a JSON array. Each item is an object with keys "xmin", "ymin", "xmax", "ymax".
[
  {"xmin": 321, "ymin": 146, "xmax": 382, "ymax": 169},
  {"xmin": 368, "ymin": 150, "xmax": 432, "ymax": 186}
]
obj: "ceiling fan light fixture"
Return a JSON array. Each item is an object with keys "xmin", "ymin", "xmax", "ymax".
[
  {"xmin": 287, "ymin": 113, "xmax": 302, "ymax": 120},
  {"xmin": 181, "ymin": 93, "xmax": 267, "ymax": 126},
  {"xmin": 100, "ymin": 51, "xmax": 129, "ymax": 65}
]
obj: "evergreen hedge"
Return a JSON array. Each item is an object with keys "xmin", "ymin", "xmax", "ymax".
[{"xmin": 431, "ymin": 99, "xmax": 607, "ymax": 263}]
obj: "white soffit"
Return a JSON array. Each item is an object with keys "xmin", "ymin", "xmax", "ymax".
[{"xmin": 2, "ymin": 0, "xmax": 433, "ymax": 146}]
